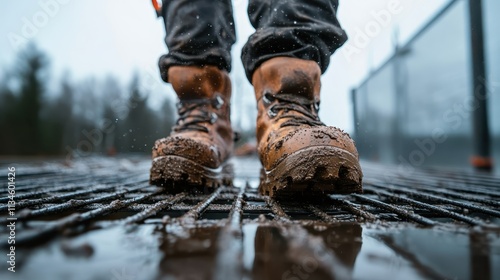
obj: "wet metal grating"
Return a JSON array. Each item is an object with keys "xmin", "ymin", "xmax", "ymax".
[
  {"xmin": 1, "ymin": 157, "xmax": 499, "ymax": 279},
  {"xmin": 2, "ymin": 158, "xmax": 500, "ymax": 239}
]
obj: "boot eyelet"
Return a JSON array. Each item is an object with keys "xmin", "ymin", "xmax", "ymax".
[
  {"xmin": 263, "ymin": 92, "xmax": 275, "ymax": 106},
  {"xmin": 268, "ymin": 106, "xmax": 277, "ymax": 118},
  {"xmin": 210, "ymin": 112, "xmax": 218, "ymax": 123},
  {"xmin": 214, "ymin": 95, "xmax": 224, "ymax": 109}
]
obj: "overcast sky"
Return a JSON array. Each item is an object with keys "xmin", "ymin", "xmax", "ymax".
[{"xmin": 0, "ymin": 0, "xmax": 450, "ymax": 132}]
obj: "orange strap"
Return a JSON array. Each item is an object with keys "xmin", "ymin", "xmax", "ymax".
[{"xmin": 152, "ymin": 0, "xmax": 162, "ymax": 13}]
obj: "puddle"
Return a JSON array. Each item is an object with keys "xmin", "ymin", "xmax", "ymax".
[
  {"xmin": 156, "ymin": 226, "xmax": 221, "ymax": 279},
  {"xmin": 242, "ymin": 223, "xmax": 427, "ymax": 280},
  {"xmin": 1, "ymin": 223, "xmax": 499, "ymax": 280},
  {"xmin": 372, "ymin": 227, "xmax": 500, "ymax": 280},
  {"xmin": 0, "ymin": 225, "xmax": 161, "ymax": 280}
]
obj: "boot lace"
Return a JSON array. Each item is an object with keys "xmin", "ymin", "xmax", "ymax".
[
  {"xmin": 262, "ymin": 92, "xmax": 324, "ymax": 128},
  {"xmin": 173, "ymin": 95, "xmax": 224, "ymax": 133}
]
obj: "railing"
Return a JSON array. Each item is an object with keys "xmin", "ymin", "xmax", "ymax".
[{"xmin": 352, "ymin": 0, "xmax": 499, "ymax": 173}]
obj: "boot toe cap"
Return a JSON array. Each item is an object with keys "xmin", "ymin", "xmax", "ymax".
[
  {"xmin": 260, "ymin": 126, "xmax": 359, "ymax": 170},
  {"xmin": 152, "ymin": 136, "xmax": 222, "ymax": 169}
]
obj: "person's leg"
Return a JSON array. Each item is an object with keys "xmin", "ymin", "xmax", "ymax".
[
  {"xmin": 242, "ymin": 0, "xmax": 347, "ymax": 80},
  {"xmin": 243, "ymin": 0, "xmax": 363, "ymax": 197},
  {"xmin": 158, "ymin": 0, "xmax": 236, "ymax": 82},
  {"xmin": 150, "ymin": 0, "xmax": 236, "ymax": 190}
]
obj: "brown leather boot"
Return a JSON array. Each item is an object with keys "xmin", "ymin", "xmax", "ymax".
[
  {"xmin": 253, "ymin": 57, "xmax": 363, "ymax": 197},
  {"xmin": 150, "ymin": 65, "xmax": 234, "ymax": 191}
]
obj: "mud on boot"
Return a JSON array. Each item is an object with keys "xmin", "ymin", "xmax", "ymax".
[
  {"xmin": 252, "ymin": 57, "xmax": 363, "ymax": 198},
  {"xmin": 150, "ymin": 65, "xmax": 234, "ymax": 192}
]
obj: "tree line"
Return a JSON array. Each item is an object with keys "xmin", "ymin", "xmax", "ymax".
[{"xmin": 0, "ymin": 45, "xmax": 175, "ymax": 157}]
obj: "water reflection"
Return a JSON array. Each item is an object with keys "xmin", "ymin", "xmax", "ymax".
[
  {"xmin": 377, "ymin": 228, "xmax": 499, "ymax": 280},
  {"xmin": 156, "ymin": 223, "xmax": 363, "ymax": 280},
  {"xmin": 251, "ymin": 224, "xmax": 362, "ymax": 279},
  {"xmin": 3, "ymin": 223, "xmax": 498, "ymax": 280},
  {"xmin": 157, "ymin": 226, "xmax": 221, "ymax": 279},
  {"xmin": 154, "ymin": 223, "xmax": 500, "ymax": 280}
]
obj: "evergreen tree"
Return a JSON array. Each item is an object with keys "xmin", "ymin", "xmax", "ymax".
[
  {"xmin": 123, "ymin": 74, "xmax": 155, "ymax": 153},
  {"xmin": 0, "ymin": 77, "xmax": 17, "ymax": 154},
  {"xmin": 0, "ymin": 45, "xmax": 49, "ymax": 155}
]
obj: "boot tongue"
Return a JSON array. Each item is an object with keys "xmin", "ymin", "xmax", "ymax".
[
  {"xmin": 178, "ymin": 94, "xmax": 224, "ymax": 108},
  {"xmin": 176, "ymin": 83, "xmax": 217, "ymax": 100},
  {"xmin": 273, "ymin": 93, "xmax": 313, "ymax": 105},
  {"xmin": 252, "ymin": 57, "xmax": 321, "ymax": 102},
  {"xmin": 276, "ymin": 74, "xmax": 316, "ymax": 101},
  {"xmin": 169, "ymin": 65, "xmax": 229, "ymax": 100}
]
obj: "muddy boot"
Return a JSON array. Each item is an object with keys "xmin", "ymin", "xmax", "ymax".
[
  {"xmin": 253, "ymin": 57, "xmax": 363, "ymax": 197},
  {"xmin": 150, "ymin": 65, "xmax": 234, "ymax": 191}
]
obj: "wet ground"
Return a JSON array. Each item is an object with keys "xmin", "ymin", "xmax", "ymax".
[{"xmin": 0, "ymin": 155, "xmax": 499, "ymax": 280}]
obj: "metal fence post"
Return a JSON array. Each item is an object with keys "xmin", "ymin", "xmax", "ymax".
[
  {"xmin": 468, "ymin": 0, "xmax": 493, "ymax": 171},
  {"xmin": 351, "ymin": 88, "xmax": 359, "ymax": 141}
]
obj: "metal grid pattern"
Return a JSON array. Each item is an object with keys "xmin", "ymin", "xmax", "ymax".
[
  {"xmin": 2, "ymin": 157, "xmax": 500, "ymax": 279},
  {"xmin": 2, "ymin": 157, "xmax": 499, "ymax": 249}
]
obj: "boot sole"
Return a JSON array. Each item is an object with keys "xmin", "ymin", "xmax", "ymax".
[
  {"xmin": 150, "ymin": 155, "xmax": 233, "ymax": 193},
  {"xmin": 259, "ymin": 146, "xmax": 363, "ymax": 198}
]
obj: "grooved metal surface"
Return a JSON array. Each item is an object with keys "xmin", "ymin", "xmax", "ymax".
[{"xmin": 1, "ymin": 156, "xmax": 499, "ymax": 280}]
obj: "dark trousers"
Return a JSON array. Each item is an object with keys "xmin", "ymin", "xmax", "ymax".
[{"xmin": 159, "ymin": 0, "xmax": 347, "ymax": 83}]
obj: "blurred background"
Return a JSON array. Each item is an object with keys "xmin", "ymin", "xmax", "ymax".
[{"xmin": 0, "ymin": 0, "xmax": 497, "ymax": 173}]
